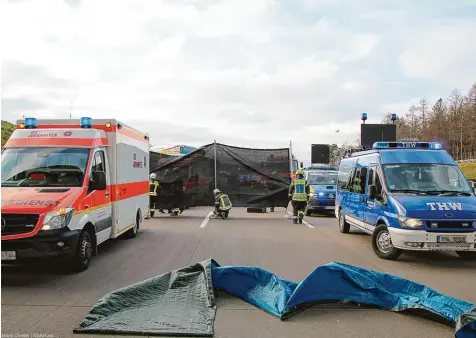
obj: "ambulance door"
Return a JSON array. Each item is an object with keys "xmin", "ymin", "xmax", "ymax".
[{"xmin": 87, "ymin": 148, "xmax": 113, "ymax": 244}]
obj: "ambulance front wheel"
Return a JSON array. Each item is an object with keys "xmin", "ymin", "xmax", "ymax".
[
  {"xmin": 456, "ymin": 251, "xmax": 476, "ymax": 260},
  {"xmin": 72, "ymin": 230, "xmax": 93, "ymax": 272},
  {"xmin": 372, "ymin": 225, "xmax": 402, "ymax": 260}
]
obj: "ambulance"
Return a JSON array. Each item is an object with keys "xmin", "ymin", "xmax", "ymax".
[
  {"xmin": 336, "ymin": 141, "xmax": 476, "ymax": 260},
  {"xmin": 1, "ymin": 117, "xmax": 149, "ymax": 272}
]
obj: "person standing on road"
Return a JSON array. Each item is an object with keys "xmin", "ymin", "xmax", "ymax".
[
  {"xmin": 147, "ymin": 173, "xmax": 160, "ymax": 219},
  {"xmin": 288, "ymin": 169, "xmax": 310, "ymax": 224}
]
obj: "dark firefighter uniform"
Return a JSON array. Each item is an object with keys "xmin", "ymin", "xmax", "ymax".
[
  {"xmin": 149, "ymin": 176, "xmax": 160, "ymax": 217},
  {"xmin": 288, "ymin": 170, "xmax": 310, "ymax": 224}
]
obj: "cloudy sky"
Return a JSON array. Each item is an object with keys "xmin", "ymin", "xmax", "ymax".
[{"xmin": 2, "ymin": 0, "xmax": 476, "ymax": 162}]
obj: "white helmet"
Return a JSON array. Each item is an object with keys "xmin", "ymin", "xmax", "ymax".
[
  {"xmin": 150, "ymin": 173, "xmax": 156, "ymax": 180},
  {"xmin": 213, "ymin": 189, "xmax": 220, "ymax": 195}
]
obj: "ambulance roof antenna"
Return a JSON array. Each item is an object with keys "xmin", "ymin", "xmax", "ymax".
[{"xmin": 70, "ymin": 99, "xmax": 74, "ymax": 119}]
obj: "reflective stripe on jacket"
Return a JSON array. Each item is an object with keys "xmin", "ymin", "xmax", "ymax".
[
  {"xmin": 289, "ymin": 178, "xmax": 309, "ymax": 202},
  {"xmin": 149, "ymin": 180, "xmax": 159, "ymax": 196},
  {"xmin": 217, "ymin": 193, "xmax": 232, "ymax": 211}
]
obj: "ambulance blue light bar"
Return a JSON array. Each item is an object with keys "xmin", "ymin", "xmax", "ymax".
[
  {"xmin": 80, "ymin": 117, "xmax": 92, "ymax": 129},
  {"xmin": 24, "ymin": 117, "xmax": 37, "ymax": 129},
  {"xmin": 373, "ymin": 142, "xmax": 443, "ymax": 149}
]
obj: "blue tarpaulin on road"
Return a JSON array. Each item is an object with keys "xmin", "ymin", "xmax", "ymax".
[
  {"xmin": 75, "ymin": 259, "xmax": 476, "ymax": 337},
  {"xmin": 211, "ymin": 261, "xmax": 475, "ymax": 337}
]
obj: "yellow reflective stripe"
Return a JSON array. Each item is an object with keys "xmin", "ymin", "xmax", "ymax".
[
  {"xmin": 116, "ymin": 223, "xmax": 133, "ymax": 234},
  {"xmin": 73, "ymin": 202, "xmax": 111, "ymax": 216}
]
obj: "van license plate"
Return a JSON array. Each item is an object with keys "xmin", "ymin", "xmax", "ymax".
[
  {"xmin": 437, "ymin": 236, "xmax": 466, "ymax": 243},
  {"xmin": 1, "ymin": 251, "xmax": 16, "ymax": 260}
]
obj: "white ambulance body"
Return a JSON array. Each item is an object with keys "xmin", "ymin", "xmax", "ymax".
[{"xmin": 1, "ymin": 117, "xmax": 149, "ymax": 271}]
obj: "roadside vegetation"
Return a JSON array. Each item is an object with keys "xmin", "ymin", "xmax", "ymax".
[{"xmin": 1, "ymin": 120, "xmax": 15, "ymax": 147}]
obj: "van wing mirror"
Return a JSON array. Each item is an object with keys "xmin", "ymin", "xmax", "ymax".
[
  {"xmin": 91, "ymin": 171, "xmax": 107, "ymax": 191},
  {"xmin": 368, "ymin": 185, "xmax": 377, "ymax": 199}
]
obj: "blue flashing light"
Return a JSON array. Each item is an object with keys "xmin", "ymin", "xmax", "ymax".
[
  {"xmin": 361, "ymin": 113, "xmax": 368, "ymax": 121},
  {"xmin": 24, "ymin": 117, "xmax": 37, "ymax": 129},
  {"xmin": 80, "ymin": 117, "xmax": 93, "ymax": 129},
  {"xmin": 373, "ymin": 141, "xmax": 443, "ymax": 150},
  {"xmin": 391, "ymin": 113, "xmax": 397, "ymax": 121}
]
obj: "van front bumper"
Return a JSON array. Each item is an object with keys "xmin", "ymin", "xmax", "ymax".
[
  {"xmin": 307, "ymin": 198, "xmax": 335, "ymax": 212},
  {"xmin": 388, "ymin": 228, "xmax": 476, "ymax": 251},
  {"xmin": 1, "ymin": 228, "xmax": 81, "ymax": 264}
]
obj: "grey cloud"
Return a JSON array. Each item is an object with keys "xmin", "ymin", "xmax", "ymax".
[
  {"xmin": 1, "ymin": 97, "xmax": 46, "ymax": 122},
  {"xmin": 2, "ymin": 60, "xmax": 75, "ymax": 90},
  {"xmin": 64, "ymin": 0, "xmax": 81, "ymax": 6}
]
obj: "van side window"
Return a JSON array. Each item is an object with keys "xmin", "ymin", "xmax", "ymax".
[
  {"xmin": 350, "ymin": 168, "xmax": 367, "ymax": 194},
  {"xmin": 369, "ymin": 166, "xmax": 383, "ymax": 198}
]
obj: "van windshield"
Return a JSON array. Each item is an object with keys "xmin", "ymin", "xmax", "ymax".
[
  {"xmin": 307, "ymin": 171, "xmax": 338, "ymax": 185},
  {"xmin": 1, "ymin": 147, "xmax": 90, "ymax": 187},
  {"xmin": 382, "ymin": 163, "xmax": 473, "ymax": 195}
]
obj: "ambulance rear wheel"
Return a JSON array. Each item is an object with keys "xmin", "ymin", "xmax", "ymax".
[
  {"xmin": 125, "ymin": 212, "xmax": 139, "ymax": 239},
  {"xmin": 72, "ymin": 230, "xmax": 93, "ymax": 272},
  {"xmin": 456, "ymin": 251, "xmax": 476, "ymax": 260},
  {"xmin": 372, "ymin": 225, "xmax": 402, "ymax": 260},
  {"xmin": 150, "ymin": 211, "xmax": 155, "ymax": 218},
  {"xmin": 338, "ymin": 209, "xmax": 350, "ymax": 234}
]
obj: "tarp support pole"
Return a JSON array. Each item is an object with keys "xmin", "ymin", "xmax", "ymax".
[
  {"xmin": 214, "ymin": 140, "xmax": 217, "ymax": 190},
  {"xmin": 289, "ymin": 140, "xmax": 293, "ymax": 178}
]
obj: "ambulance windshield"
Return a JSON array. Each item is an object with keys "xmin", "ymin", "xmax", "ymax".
[
  {"xmin": 1, "ymin": 147, "xmax": 90, "ymax": 187},
  {"xmin": 382, "ymin": 163, "xmax": 473, "ymax": 195}
]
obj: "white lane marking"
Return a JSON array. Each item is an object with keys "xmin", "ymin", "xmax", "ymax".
[
  {"xmin": 302, "ymin": 218, "xmax": 315, "ymax": 229},
  {"xmin": 199, "ymin": 211, "xmax": 214, "ymax": 228},
  {"xmin": 286, "ymin": 212, "xmax": 315, "ymax": 228}
]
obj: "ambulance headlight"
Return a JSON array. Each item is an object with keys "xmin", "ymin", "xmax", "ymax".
[
  {"xmin": 42, "ymin": 208, "xmax": 74, "ymax": 230},
  {"xmin": 398, "ymin": 216, "xmax": 423, "ymax": 229}
]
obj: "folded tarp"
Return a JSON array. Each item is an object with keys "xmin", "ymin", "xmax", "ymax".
[
  {"xmin": 74, "ymin": 260, "xmax": 216, "ymax": 336},
  {"xmin": 75, "ymin": 259, "xmax": 475, "ymax": 337}
]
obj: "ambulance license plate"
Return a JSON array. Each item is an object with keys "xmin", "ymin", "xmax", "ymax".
[
  {"xmin": 325, "ymin": 206, "xmax": 335, "ymax": 210},
  {"xmin": 437, "ymin": 236, "xmax": 466, "ymax": 243},
  {"xmin": 1, "ymin": 251, "xmax": 16, "ymax": 260}
]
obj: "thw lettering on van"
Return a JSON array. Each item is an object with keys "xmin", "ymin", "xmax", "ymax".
[{"xmin": 426, "ymin": 202, "xmax": 462, "ymax": 211}]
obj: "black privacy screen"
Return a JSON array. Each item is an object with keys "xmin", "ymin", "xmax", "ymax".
[
  {"xmin": 151, "ymin": 143, "xmax": 291, "ymax": 208},
  {"xmin": 361, "ymin": 124, "xmax": 397, "ymax": 149}
]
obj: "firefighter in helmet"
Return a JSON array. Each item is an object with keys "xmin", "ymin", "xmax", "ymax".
[
  {"xmin": 213, "ymin": 188, "xmax": 232, "ymax": 219},
  {"xmin": 147, "ymin": 173, "xmax": 160, "ymax": 218},
  {"xmin": 288, "ymin": 169, "xmax": 310, "ymax": 224}
]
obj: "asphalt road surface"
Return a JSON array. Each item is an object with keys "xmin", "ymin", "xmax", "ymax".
[{"xmin": 2, "ymin": 207, "xmax": 475, "ymax": 338}]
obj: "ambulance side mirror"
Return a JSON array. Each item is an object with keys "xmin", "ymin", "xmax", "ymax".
[{"xmin": 91, "ymin": 171, "xmax": 107, "ymax": 191}]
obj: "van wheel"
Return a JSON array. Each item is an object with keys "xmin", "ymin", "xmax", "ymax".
[
  {"xmin": 372, "ymin": 225, "xmax": 402, "ymax": 260},
  {"xmin": 456, "ymin": 251, "xmax": 476, "ymax": 260},
  {"xmin": 125, "ymin": 212, "xmax": 139, "ymax": 239},
  {"xmin": 305, "ymin": 209, "xmax": 312, "ymax": 217},
  {"xmin": 72, "ymin": 230, "xmax": 93, "ymax": 272},
  {"xmin": 150, "ymin": 210, "xmax": 155, "ymax": 218},
  {"xmin": 338, "ymin": 210, "xmax": 350, "ymax": 233}
]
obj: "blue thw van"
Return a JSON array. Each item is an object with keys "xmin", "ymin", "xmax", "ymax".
[
  {"xmin": 336, "ymin": 142, "xmax": 476, "ymax": 260},
  {"xmin": 304, "ymin": 165, "xmax": 338, "ymax": 215}
]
